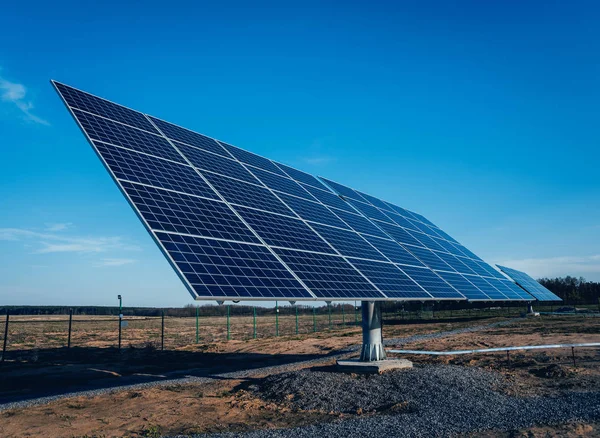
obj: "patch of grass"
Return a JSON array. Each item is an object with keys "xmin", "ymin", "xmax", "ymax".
[{"xmin": 141, "ymin": 424, "xmax": 162, "ymax": 438}]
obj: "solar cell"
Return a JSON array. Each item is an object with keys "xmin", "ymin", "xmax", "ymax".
[
  {"xmin": 487, "ymin": 278, "xmax": 530, "ymax": 300},
  {"xmin": 465, "ymin": 276, "xmax": 507, "ymax": 300},
  {"xmin": 74, "ymin": 110, "xmax": 184, "ymax": 163},
  {"xmin": 399, "ymin": 266, "xmax": 464, "ymax": 299},
  {"xmin": 360, "ymin": 235, "xmax": 425, "ymax": 267},
  {"xmin": 348, "ymin": 200, "xmax": 395, "ymax": 224},
  {"xmin": 122, "ymin": 182, "xmax": 259, "ymax": 242},
  {"xmin": 175, "ymin": 142, "xmax": 259, "ymax": 184},
  {"xmin": 95, "ymin": 142, "xmax": 219, "ymax": 200},
  {"xmin": 277, "ymin": 194, "xmax": 349, "ymax": 229},
  {"xmin": 458, "ymin": 257, "xmax": 493, "ymax": 277},
  {"xmin": 250, "ymin": 167, "xmax": 315, "ymax": 200},
  {"xmin": 275, "ymin": 162, "xmax": 328, "ymax": 190},
  {"xmin": 384, "ymin": 212, "xmax": 419, "ymax": 231},
  {"xmin": 235, "ymin": 207, "xmax": 335, "ymax": 254},
  {"xmin": 148, "ymin": 116, "xmax": 228, "ymax": 157},
  {"xmin": 320, "ymin": 178, "xmax": 365, "ymax": 201},
  {"xmin": 310, "ymin": 224, "xmax": 386, "ymax": 261},
  {"xmin": 408, "ymin": 247, "xmax": 456, "ymax": 272},
  {"xmin": 354, "ymin": 190, "xmax": 395, "ymax": 213},
  {"xmin": 410, "ymin": 232, "xmax": 446, "ymax": 252},
  {"xmin": 220, "ymin": 142, "xmax": 287, "ymax": 176},
  {"xmin": 272, "ymin": 248, "xmax": 384, "ymax": 299},
  {"xmin": 332, "ymin": 209, "xmax": 389, "ymax": 238},
  {"xmin": 300, "ymin": 185, "xmax": 356, "ymax": 213},
  {"xmin": 349, "ymin": 259, "xmax": 432, "ymax": 299},
  {"xmin": 157, "ymin": 232, "xmax": 312, "ymax": 299},
  {"xmin": 375, "ymin": 222, "xmax": 424, "ymax": 247},
  {"xmin": 434, "ymin": 251, "xmax": 478, "ymax": 275},
  {"xmin": 54, "ymin": 81, "xmax": 159, "ymax": 133},
  {"xmin": 202, "ymin": 172, "xmax": 293, "ymax": 216},
  {"xmin": 436, "ymin": 272, "xmax": 490, "ymax": 301},
  {"xmin": 496, "ymin": 265, "xmax": 561, "ymax": 301}
]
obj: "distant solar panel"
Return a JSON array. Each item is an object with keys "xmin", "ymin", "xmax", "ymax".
[
  {"xmin": 54, "ymin": 80, "xmax": 536, "ymax": 302},
  {"xmin": 497, "ymin": 265, "xmax": 562, "ymax": 301}
]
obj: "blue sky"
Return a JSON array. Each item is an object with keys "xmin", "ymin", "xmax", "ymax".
[{"xmin": 1, "ymin": 1, "xmax": 599, "ymax": 307}]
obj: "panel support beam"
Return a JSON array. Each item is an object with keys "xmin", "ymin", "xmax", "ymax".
[{"xmin": 359, "ymin": 301, "xmax": 386, "ymax": 361}]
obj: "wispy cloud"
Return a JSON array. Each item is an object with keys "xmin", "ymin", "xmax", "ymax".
[
  {"xmin": 45, "ymin": 222, "xmax": 73, "ymax": 232},
  {"xmin": 0, "ymin": 227, "xmax": 140, "ymax": 254},
  {"xmin": 94, "ymin": 258, "xmax": 136, "ymax": 267},
  {"xmin": 0, "ymin": 71, "xmax": 49, "ymax": 125},
  {"xmin": 495, "ymin": 255, "xmax": 600, "ymax": 279}
]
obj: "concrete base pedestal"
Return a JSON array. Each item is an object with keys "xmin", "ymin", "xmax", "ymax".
[{"xmin": 337, "ymin": 359, "xmax": 413, "ymax": 374}]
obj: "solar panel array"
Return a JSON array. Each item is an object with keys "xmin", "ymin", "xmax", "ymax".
[
  {"xmin": 54, "ymin": 80, "xmax": 538, "ymax": 302},
  {"xmin": 497, "ymin": 265, "xmax": 562, "ymax": 301}
]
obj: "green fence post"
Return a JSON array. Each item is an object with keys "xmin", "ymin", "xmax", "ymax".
[
  {"xmin": 195, "ymin": 307, "xmax": 199, "ymax": 344},
  {"xmin": 295, "ymin": 305, "xmax": 299, "ymax": 335},
  {"xmin": 313, "ymin": 307, "xmax": 317, "ymax": 333},
  {"xmin": 275, "ymin": 301, "xmax": 279, "ymax": 337},
  {"xmin": 227, "ymin": 305, "xmax": 231, "ymax": 341},
  {"xmin": 253, "ymin": 306, "xmax": 257, "ymax": 339}
]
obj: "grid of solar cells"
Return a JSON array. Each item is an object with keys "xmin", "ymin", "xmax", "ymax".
[
  {"xmin": 157, "ymin": 232, "xmax": 312, "ymax": 299},
  {"xmin": 408, "ymin": 247, "xmax": 456, "ymax": 272},
  {"xmin": 54, "ymin": 82, "xmax": 159, "ymax": 133},
  {"xmin": 434, "ymin": 252, "xmax": 478, "ymax": 275},
  {"xmin": 475, "ymin": 260, "xmax": 504, "ymax": 279},
  {"xmin": 275, "ymin": 162, "xmax": 328, "ymax": 189},
  {"xmin": 406, "ymin": 218, "xmax": 433, "ymax": 235},
  {"xmin": 384, "ymin": 212, "xmax": 419, "ymax": 231},
  {"xmin": 382, "ymin": 201, "xmax": 416, "ymax": 220},
  {"xmin": 122, "ymin": 182, "xmax": 259, "ymax": 242},
  {"xmin": 272, "ymin": 248, "xmax": 384, "ymax": 299},
  {"xmin": 487, "ymin": 279, "xmax": 529, "ymax": 300},
  {"xmin": 219, "ymin": 142, "xmax": 287, "ymax": 176},
  {"xmin": 148, "ymin": 117, "xmax": 227, "ymax": 156},
  {"xmin": 202, "ymin": 172, "xmax": 293, "ymax": 216},
  {"xmin": 235, "ymin": 206, "xmax": 335, "ymax": 254},
  {"xmin": 95, "ymin": 142, "xmax": 219, "ymax": 200},
  {"xmin": 349, "ymin": 259, "xmax": 431, "ymax": 299},
  {"xmin": 465, "ymin": 276, "xmax": 507, "ymax": 300},
  {"xmin": 434, "ymin": 238, "xmax": 463, "ymax": 255},
  {"xmin": 411, "ymin": 232, "xmax": 446, "ymax": 252},
  {"xmin": 300, "ymin": 184, "xmax": 356, "ymax": 213},
  {"xmin": 73, "ymin": 110, "xmax": 184, "ymax": 163},
  {"xmin": 361, "ymin": 235, "xmax": 425, "ymax": 267},
  {"xmin": 277, "ymin": 194, "xmax": 349, "ymax": 230},
  {"xmin": 400, "ymin": 266, "xmax": 464, "ymax": 299},
  {"xmin": 333, "ymin": 209, "xmax": 388, "ymax": 238},
  {"xmin": 376, "ymin": 222, "xmax": 424, "ymax": 247},
  {"xmin": 410, "ymin": 212, "xmax": 439, "ymax": 228},
  {"xmin": 320, "ymin": 178, "xmax": 365, "ymax": 201},
  {"xmin": 355, "ymin": 190, "xmax": 395, "ymax": 213},
  {"xmin": 174, "ymin": 142, "xmax": 258, "ymax": 184},
  {"xmin": 436, "ymin": 272, "xmax": 489, "ymax": 301},
  {"xmin": 310, "ymin": 224, "xmax": 387, "ymax": 261},
  {"xmin": 496, "ymin": 265, "xmax": 561, "ymax": 301},
  {"xmin": 456, "ymin": 257, "xmax": 492, "ymax": 277},
  {"xmin": 348, "ymin": 199, "xmax": 395, "ymax": 224},
  {"xmin": 249, "ymin": 167, "xmax": 315, "ymax": 200}
]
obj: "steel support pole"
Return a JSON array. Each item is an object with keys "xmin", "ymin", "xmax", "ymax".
[
  {"xmin": 359, "ymin": 301, "xmax": 386, "ymax": 362},
  {"xmin": 275, "ymin": 301, "xmax": 279, "ymax": 337},
  {"xmin": 354, "ymin": 301, "xmax": 358, "ymax": 326},
  {"xmin": 527, "ymin": 303, "xmax": 534, "ymax": 314}
]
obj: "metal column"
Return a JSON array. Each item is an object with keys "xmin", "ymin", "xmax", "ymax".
[{"xmin": 359, "ymin": 301, "xmax": 386, "ymax": 362}]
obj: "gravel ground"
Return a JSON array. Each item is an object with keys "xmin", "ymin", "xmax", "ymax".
[
  {"xmin": 185, "ymin": 365, "xmax": 600, "ymax": 438},
  {"xmin": 0, "ymin": 319, "xmax": 519, "ymax": 414}
]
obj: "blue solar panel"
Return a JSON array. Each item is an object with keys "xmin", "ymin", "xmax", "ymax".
[
  {"xmin": 332, "ymin": 209, "xmax": 389, "ymax": 238},
  {"xmin": 434, "ymin": 252, "xmax": 479, "ymax": 276},
  {"xmin": 354, "ymin": 190, "xmax": 395, "ymax": 213},
  {"xmin": 202, "ymin": 172, "xmax": 293, "ymax": 216},
  {"xmin": 474, "ymin": 260, "xmax": 504, "ymax": 279},
  {"xmin": 320, "ymin": 178, "xmax": 365, "ymax": 201},
  {"xmin": 465, "ymin": 276, "xmax": 507, "ymax": 300},
  {"xmin": 349, "ymin": 259, "xmax": 432, "ymax": 299},
  {"xmin": 275, "ymin": 162, "xmax": 329, "ymax": 190},
  {"xmin": 487, "ymin": 278, "xmax": 531, "ymax": 301},
  {"xmin": 54, "ymin": 81, "xmax": 159, "ymax": 134},
  {"xmin": 436, "ymin": 272, "xmax": 490, "ymax": 301},
  {"xmin": 250, "ymin": 167, "xmax": 315, "ymax": 201},
  {"xmin": 277, "ymin": 194, "xmax": 349, "ymax": 229},
  {"xmin": 497, "ymin": 265, "xmax": 561, "ymax": 301},
  {"xmin": 272, "ymin": 248, "xmax": 384, "ymax": 299},
  {"xmin": 348, "ymin": 200, "xmax": 395, "ymax": 224},
  {"xmin": 410, "ymin": 232, "xmax": 446, "ymax": 252},
  {"xmin": 175, "ymin": 142, "xmax": 259, "ymax": 184},
  {"xmin": 300, "ymin": 185, "xmax": 356, "ymax": 213},
  {"xmin": 409, "ymin": 212, "xmax": 439, "ymax": 229},
  {"xmin": 236, "ymin": 206, "xmax": 335, "ymax": 254},
  {"xmin": 74, "ymin": 110, "xmax": 185, "ymax": 163},
  {"xmin": 122, "ymin": 182, "xmax": 259, "ymax": 242},
  {"xmin": 361, "ymin": 235, "xmax": 425, "ymax": 267},
  {"xmin": 220, "ymin": 142, "xmax": 287, "ymax": 176},
  {"xmin": 433, "ymin": 238, "xmax": 463, "ymax": 255},
  {"xmin": 399, "ymin": 266, "xmax": 464, "ymax": 299},
  {"xmin": 310, "ymin": 224, "xmax": 387, "ymax": 261},
  {"xmin": 384, "ymin": 212, "xmax": 419, "ymax": 231},
  {"xmin": 375, "ymin": 222, "xmax": 424, "ymax": 247},
  {"xmin": 408, "ymin": 247, "xmax": 456, "ymax": 272},
  {"xmin": 406, "ymin": 218, "xmax": 432, "ymax": 235},
  {"xmin": 458, "ymin": 257, "xmax": 493, "ymax": 277},
  {"xmin": 95, "ymin": 142, "xmax": 219, "ymax": 200},
  {"xmin": 148, "ymin": 117, "xmax": 228, "ymax": 157},
  {"xmin": 157, "ymin": 232, "xmax": 312, "ymax": 299}
]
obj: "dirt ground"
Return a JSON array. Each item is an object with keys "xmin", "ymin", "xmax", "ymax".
[{"xmin": 0, "ymin": 314, "xmax": 598, "ymax": 437}]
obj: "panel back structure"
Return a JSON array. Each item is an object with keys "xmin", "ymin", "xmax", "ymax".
[
  {"xmin": 497, "ymin": 265, "xmax": 562, "ymax": 302},
  {"xmin": 53, "ymin": 80, "xmax": 535, "ymax": 302}
]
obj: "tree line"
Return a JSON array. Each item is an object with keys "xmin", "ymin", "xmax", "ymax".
[{"xmin": 539, "ymin": 276, "xmax": 600, "ymax": 305}]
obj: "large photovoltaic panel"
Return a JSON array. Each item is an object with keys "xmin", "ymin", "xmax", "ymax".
[
  {"xmin": 54, "ymin": 80, "xmax": 537, "ymax": 302},
  {"xmin": 497, "ymin": 265, "xmax": 562, "ymax": 301}
]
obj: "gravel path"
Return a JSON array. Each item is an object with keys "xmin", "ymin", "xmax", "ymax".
[
  {"xmin": 185, "ymin": 365, "xmax": 600, "ymax": 438},
  {"xmin": 0, "ymin": 318, "xmax": 518, "ymax": 414}
]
